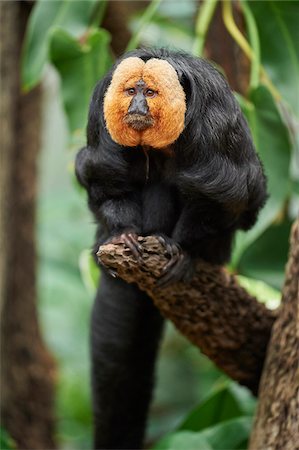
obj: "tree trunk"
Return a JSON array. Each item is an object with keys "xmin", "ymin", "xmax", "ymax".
[
  {"xmin": 102, "ymin": 1, "xmax": 147, "ymax": 56},
  {"xmin": 249, "ymin": 220, "xmax": 299, "ymax": 450},
  {"xmin": 97, "ymin": 234, "xmax": 278, "ymax": 395},
  {"xmin": 0, "ymin": 2, "xmax": 56, "ymax": 448}
]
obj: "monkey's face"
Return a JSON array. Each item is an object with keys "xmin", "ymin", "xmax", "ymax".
[{"xmin": 103, "ymin": 57, "xmax": 186, "ymax": 149}]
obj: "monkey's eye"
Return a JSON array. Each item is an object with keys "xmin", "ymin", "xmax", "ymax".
[
  {"xmin": 126, "ymin": 88, "xmax": 136, "ymax": 96},
  {"xmin": 145, "ymin": 89, "xmax": 156, "ymax": 98}
]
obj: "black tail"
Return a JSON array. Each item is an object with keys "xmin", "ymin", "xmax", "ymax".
[{"xmin": 91, "ymin": 272, "xmax": 164, "ymax": 449}]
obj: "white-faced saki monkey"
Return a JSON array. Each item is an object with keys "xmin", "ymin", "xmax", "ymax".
[{"xmin": 75, "ymin": 48, "xmax": 267, "ymax": 449}]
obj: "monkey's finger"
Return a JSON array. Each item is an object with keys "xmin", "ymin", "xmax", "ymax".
[
  {"xmin": 161, "ymin": 252, "xmax": 181, "ymax": 273},
  {"xmin": 127, "ymin": 233, "xmax": 143, "ymax": 254},
  {"xmin": 157, "ymin": 254, "xmax": 185, "ymax": 287},
  {"xmin": 122, "ymin": 234, "xmax": 143, "ymax": 263},
  {"xmin": 119, "ymin": 233, "xmax": 143, "ymax": 252},
  {"xmin": 156, "ymin": 236, "xmax": 181, "ymax": 258},
  {"xmin": 156, "ymin": 235, "xmax": 168, "ymax": 251},
  {"xmin": 167, "ymin": 243, "xmax": 181, "ymax": 259},
  {"xmin": 157, "ymin": 267, "xmax": 180, "ymax": 287}
]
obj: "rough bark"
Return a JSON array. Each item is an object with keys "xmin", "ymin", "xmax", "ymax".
[
  {"xmin": 0, "ymin": 2, "xmax": 56, "ymax": 449},
  {"xmin": 98, "ymin": 236, "xmax": 277, "ymax": 395},
  {"xmin": 249, "ymin": 219, "xmax": 299, "ymax": 450}
]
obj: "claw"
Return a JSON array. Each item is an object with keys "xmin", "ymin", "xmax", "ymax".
[
  {"xmin": 105, "ymin": 232, "xmax": 143, "ymax": 264},
  {"xmin": 108, "ymin": 268, "xmax": 118, "ymax": 278},
  {"xmin": 162, "ymin": 251, "xmax": 181, "ymax": 273},
  {"xmin": 157, "ymin": 235, "xmax": 181, "ymax": 259},
  {"xmin": 155, "ymin": 235, "xmax": 193, "ymax": 287},
  {"xmin": 122, "ymin": 233, "xmax": 143, "ymax": 263},
  {"xmin": 157, "ymin": 254, "xmax": 187, "ymax": 287},
  {"xmin": 97, "ymin": 258, "xmax": 119, "ymax": 278}
]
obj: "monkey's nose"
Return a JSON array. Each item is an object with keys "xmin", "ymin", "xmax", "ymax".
[{"xmin": 128, "ymin": 96, "xmax": 149, "ymax": 116}]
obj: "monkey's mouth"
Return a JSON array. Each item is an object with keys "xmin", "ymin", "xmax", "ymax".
[{"xmin": 124, "ymin": 114, "xmax": 154, "ymax": 131}]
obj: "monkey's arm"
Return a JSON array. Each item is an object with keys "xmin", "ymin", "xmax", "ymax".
[
  {"xmin": 169, "ymin": 201, "xmax": 234, "ymax": 266},
  {"xmin": 91, "ymin": 195, "xmax": 142, "ymax": 236},
  {"xmin": 153, "ymin": 200, "xmax": 232, "ymax": 287},
  {"xmin": 75, "ymin": 146, "xmax": 142, "ymax": 252},
  {"xmin": 176, "ymin": 97, "xmax": 267, "ymax": 231},
  {"xmin": 177, "ymin": 145, "xmax": 266, "ymax": 233},
  {"xmin": 178, "ymin": 154, "xmax": 266, "ymax": 221},
  {"xmin": 156, "ymin": 155, "xmax": 267, "ymax": 284}
]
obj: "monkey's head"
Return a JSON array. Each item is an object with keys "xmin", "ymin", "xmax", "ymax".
[{"xmin": 103, "ymin": 57, "xmax": 186, "ymax": 149}]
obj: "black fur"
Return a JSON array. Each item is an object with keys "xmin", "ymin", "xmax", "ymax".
[{"xmin": 75, "ymin": 48, "xmax": 267, "ymax": 449}]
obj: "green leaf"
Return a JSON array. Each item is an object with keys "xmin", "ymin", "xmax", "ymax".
[
  {"xmin": 0, "ymin": 428, "xmax": 16, "ymax": 450},
  {"xmin": 49, "ymin": 27, "xmax": 112, "ymax": 135},
  {"xmin": 232, "ymin": 86, "xmax": 292, "ymax": 265},
  {"xmin": 249, "ymin": 86, "xmax": 292, "ymax": 217},
  {"xmin": 237, "ymin": 275, "xmax": 281, "ymax": 309},
  {"xmin": 248, "ymin": 1, "xmax": 299, "ymax": 118},
  {"xmin": 292, "ymin": 179, "xmax": 299, "ymax": 196},
  {"xmin": 154, "ymin": 417, "xmax": 252, "ymax": 450},
  {"xmin": 200, "ymin": 416, "xmax": 252, "ymax": 450},
  {"xmin": 79, "ymin": 249, "xmax": 100, "ymax": 296},
  {"xmin": 22, "ymin": 0, "xmax": 102, "ymax": 90},
  {"xmin": 129, "ymin": 13, "xmax": 195, "ymax": 52},
  {"xmin": 238, "ymin": 219, "xmax": 292, "ymax": 290},
  {"xmin": 56, "ymin": 369, "xmax": 92, "ymax": 448},
  {"xmin": 154, "ymin": 431, "xmax": 213, "ymax": 450},
  {"xmin": 178, "ymin": 382, "xmax": 250, "ymax": 432}
]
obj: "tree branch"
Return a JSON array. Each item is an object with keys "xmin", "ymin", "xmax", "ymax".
[
  {"xmin": 249, "ymin": 219, "xmax": 299, "ymax": 449},
  {"xmin": 98, "ymin": 236, "xmax": 277, "ymax": 395}
]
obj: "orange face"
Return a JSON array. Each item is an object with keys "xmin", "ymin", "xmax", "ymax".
[{"xmin": 103, "ymin": 57, "xmax": 186, "ymax": 149}]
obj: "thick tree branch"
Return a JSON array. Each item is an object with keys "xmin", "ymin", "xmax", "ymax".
[
  {"xmin": 98, "ymin": 236, "xmax": 277, "ymax": 395},
  {"xmin": 249, "ymin": 219, "xmax": 299, "ymax": 450}
]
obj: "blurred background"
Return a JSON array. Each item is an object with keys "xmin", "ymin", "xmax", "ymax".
[{"xmin": 1, "ymin": 1, "xmax": 298, "ymax": 449}]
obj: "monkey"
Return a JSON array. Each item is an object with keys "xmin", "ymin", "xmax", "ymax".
[{"xmin": 75, "ymin": 48, "xmax": 267, "ymax": 449}]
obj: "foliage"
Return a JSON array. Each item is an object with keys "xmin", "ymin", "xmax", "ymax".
[
  {"xmin": 249, "ymin": 1, "xmax": 299, "ymax": 118},
  {"xmin": 155, "ymin": 418, "xmax": 252, "ymax": 450},
  {"xmin": 154, "ymin": 382, "xmax": 254, "ymax": 450},
  {"xmin": 22, "ymin": 0, "xmax": 111, "ymax": 145},
  {"xmin": 49, "ymin": 27, "xmax": 112, "ymax": 137},
  {"xmin": 0, "ymin": 428, "xmax": 16, "ymax": 450},
  {"xmin": 22, "ymin": 0, "xmax": 299, "ymax": 448},
  {"xmin": 37, "ymin": 184, "xmax": 93, "ymax": 448},
  {"xmin": 232, "ymin": 86, "xmax": 293, "ymax": 267},
  {"xmin": 22, "ymin": 0, "xmax": 107, "ymax": 91}
]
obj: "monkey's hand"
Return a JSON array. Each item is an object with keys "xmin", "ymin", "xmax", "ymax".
[
  {"xmin": 98, "ymin": 231, "xmax": 143, "ymax": 278},
  {"xmin": 155, "ymin": 235, "xmax": 194, "ymax": 287},
  {"xmin": 105, "ymin": 231, "xmax": 143, "ymax": 263}
]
